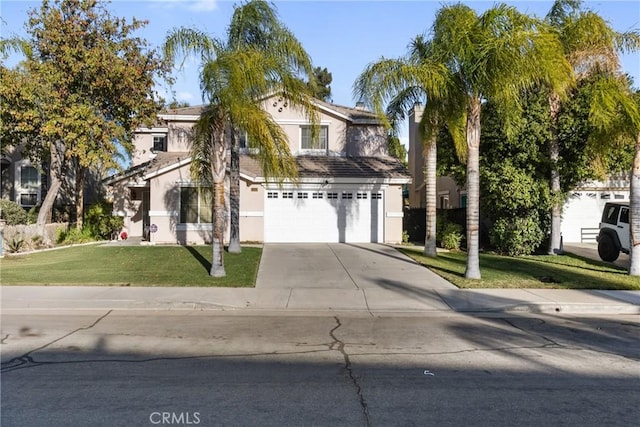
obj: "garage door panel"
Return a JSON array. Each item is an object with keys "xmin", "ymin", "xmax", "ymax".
[{"xmin": 264, "ymin": 189, "xmax": 383, "ymax": 243}]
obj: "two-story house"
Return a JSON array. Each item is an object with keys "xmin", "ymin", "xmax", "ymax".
[{"xmin": 105, "ymin": 95, "xmax": 411, "ymax": 244}]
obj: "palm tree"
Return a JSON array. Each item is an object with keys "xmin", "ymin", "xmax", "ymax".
[
  {"xmin": 544, "ymin": 0, "xmax": 640, "ymax": 255},
  {"xmin": 354, "ymin": 35, "xmax": 463, "ymax": 257},
  {"xmin": 164, "ymin": 0, "xmax": 317, "ymax": 277},
  {"xmin": 428, "ymin": 3, "xmax": 571, "ymax": 279},
  {"xmin": 587, "ymin": 75, "xmax": 640, "ymax": 275}
]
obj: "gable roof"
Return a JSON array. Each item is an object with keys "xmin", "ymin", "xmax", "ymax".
[
  {"xmin": 105, "ymin": 152, "xmax": 410, "ymax": 186},
  {"xmin": 155, "ymin": 96, "xmax": 382, "ymax": 125}
]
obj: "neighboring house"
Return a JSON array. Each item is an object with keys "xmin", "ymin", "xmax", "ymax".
[
  {"xmin": 407, "ymin": 105, "xmax": 630, "ymax": 244},
  {"xmin": 1, "ymin": 145, "xmax": 47, "ymax": 209},
  {"xmin": 104, "ymin": 96, "xmax": 411, "ymax": 244}
]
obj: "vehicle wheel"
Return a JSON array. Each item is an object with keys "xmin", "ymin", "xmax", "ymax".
[{"xmin": 598, "ymin": 235, "xmax": 620, "ymax": 262}]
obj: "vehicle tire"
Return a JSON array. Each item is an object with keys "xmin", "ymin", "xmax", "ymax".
[{"xmin": 598, "ymin": 234, "xmax": 620, "ymax": 262}]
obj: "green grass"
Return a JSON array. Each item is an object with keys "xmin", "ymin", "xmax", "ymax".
[
  {"xmin": 399, "ymin": 247, "xmax": 640, "ymax": 290},
  {"xmin": 0, "ymin": 245, "xmax": 262, "ymax": 287}
]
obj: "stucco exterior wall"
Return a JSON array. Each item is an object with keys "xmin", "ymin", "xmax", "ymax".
[
  {"xmin": 239, "ymin": 180, "xmax": 264, "ymax": 242},
  {"xmin": 384, "ymin": 185, "xmax": 405, "ymax": 243},
  {"xmin": 261, "ymin": 97, "xmax": 348, "ymax": 156},
  {"xmin": 346, "ymin": 125, "xmax": 387, "ymax": 157}
]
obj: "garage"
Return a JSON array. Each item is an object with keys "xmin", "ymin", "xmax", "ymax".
[{"xmin": 264, "ymin": 188, "xmax": 384, "ymax": 243}]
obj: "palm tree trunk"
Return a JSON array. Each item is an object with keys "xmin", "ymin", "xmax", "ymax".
[
  {"xmin": 424, "ymin": 136, "xmax": 437, "ymax": 257},
  {"xmin": 36, "ymin": 140, "xmax": 63, "ymax": 241},
  {"xmin": 465, "ymin": 98, "xmax": 482, "ymax": 280},
  {"xmin": 228, "ymin": 127, "xmax": 241, "ymax": 253},
  {"xmin": 629, "ymin": 132, "xmax": 640, "ymax": 276},
  {"xmin": 210, "ymin": 129, "xmax": 227, "ymax": 278},
  {"xmin": 548, "ymin": 93, "xmax": 563, "ymax": 255},
  {"xmin": 75, "ymin": 163, "xmax": 85, "ymax": 230},
  {"xmin": 211, "ymin": 180, "xmax": 227, "ymax": 277}
]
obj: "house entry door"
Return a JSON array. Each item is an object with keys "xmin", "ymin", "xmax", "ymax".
[{"xmin": 142, "ymin": 190, "xmax": 150, "ymax": 241}]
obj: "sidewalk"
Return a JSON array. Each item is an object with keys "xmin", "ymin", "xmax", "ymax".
[{"xmin": 2, "ymin": 285, "xmax": 638, "ymax": 315}]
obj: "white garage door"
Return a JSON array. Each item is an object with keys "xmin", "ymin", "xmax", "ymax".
[{"xmin": 264, "ymin": 189, "xmax": 384, "ymax": 243}]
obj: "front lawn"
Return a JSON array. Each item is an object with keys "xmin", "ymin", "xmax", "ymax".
[
  {"xmin": 0, "ymin": 245, "xmax": 262, "ymax": 287},
  {"xmin": 399, "ymin": 247, "xmax": 639, "ymax": 290}
]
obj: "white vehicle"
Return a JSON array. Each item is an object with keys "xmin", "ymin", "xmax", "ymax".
[{"xmin": 597, "ymin": 202, "xmax": 630, "ymax": 262}]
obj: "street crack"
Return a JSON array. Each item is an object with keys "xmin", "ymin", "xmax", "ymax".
[
  {"xmin": 1, "ymin": 310, "xmax": 113, "ymax": 373},
  {"xmin": 330, "ymin": 316, "xmax": 370, "ymax": 427}
]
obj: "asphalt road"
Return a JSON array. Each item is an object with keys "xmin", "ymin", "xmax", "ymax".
[{"xmin": 2, "ymin": 310, "xmax": 639, "ymax": 427}]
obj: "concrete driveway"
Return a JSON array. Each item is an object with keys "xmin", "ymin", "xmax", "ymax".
[
  {"xmin": 563, "ymin": 243, "xmax": 630, "ymax": 270},
  {"xmin": 255, "ymin": 243, "xmax": 456, "ymax": 311},
  {"xmin": 257, "ymin": 243, "xmax": 454, "ymax": 290}
]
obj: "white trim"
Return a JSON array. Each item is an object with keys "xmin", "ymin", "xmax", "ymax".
[
  {"xmin": 176, "ymin": 223, "xmax": 213, "ymax": 231},
  {"xmin": 158, "ymin": 114, "xmax": 200, "ymax": 121},
  {"xmin": 148, "ymin": 210, "xmax": 177, "ymax": 217},
  {"xmin": 276, "ymin": 119, "xmax": 332, "ymax": 126},
  {"xmin": 261, "ymin": 177, "xmax": 409, "ymax": 186},
  {"xmin": 143, "ymin": 156, "xmax": 192, "ymax": 180},
  {"xmin": 240, "ymin": 211, "xmax": 264, "ymax": 217},
  {"xmin": 136, "ymin": 127, "xmax": 169, "ymax": 133},
  {"xmin": 386, "ymin": 212, "xmax": 404, "ymax": 218}
]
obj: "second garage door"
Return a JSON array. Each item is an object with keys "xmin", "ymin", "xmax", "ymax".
[{"xmin": 264, "ymin": 189, "xmax": 384, "ymax": 243}]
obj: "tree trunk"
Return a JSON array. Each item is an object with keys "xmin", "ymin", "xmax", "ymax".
[
  {"xmin": 548, "ymin": 93, "xmax": 563, "ymax": 255},
  {"xmin": 629, "ymin": 132, "xmax": 640, "ymax": 276},
  {"xmin": 75, "ymin": 163, "xmax": 85, "ymax": 230},
  {"xmin": 465, "ymin": 98, "xmax": 482, "ymax": 280},
  {"xmin": 36, "ymin": 140, "xmax": 63, "ymax": 241},
  {"xmin": 210, "ymin": 128, "xmax": 227, "ymax": 278},
  {"xmin": 424, "ymin": 135, "xmax": 437, "ymax": 257},
  {"xmin": 228, "ymin": 127, "xmax": 241, "ymax": 254}
]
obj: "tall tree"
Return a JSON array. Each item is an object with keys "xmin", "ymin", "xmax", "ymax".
[
  {"xmin": 164, "ymin": 0, "xmax": 317, "ymax": 277},
  {"xmin": 587, "ymin": 75, "xmax": 640, "ymax": 275},
  {"xmin": 307, "ymin": 66, "xmax": 332, "ymax": 101},
  {"xmin": 354, "ymin": 35, "xmax": 462, "ymax": 258},
  {"xmin": 544, "ymin": 0, "xmax": 640, "ymax": 255},
  {"xmin": 428, "ymin": 3, "xmax": 571, "ymax": 278},
  {"xmin": 1, "ymin": 0, "xmax": 168, "ymax": 235}
]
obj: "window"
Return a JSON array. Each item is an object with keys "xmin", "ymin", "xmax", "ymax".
[
  {"xmin": 301, "ymin": 126, "xmax": 328, "ymax": 150},
  {"xmin": 282, "ymin": 192, "xmax": 293, "ymax": 199},
  {"xmin": 20, "ymin": 165, "xmax": 39, "ymax": 189},
  {"xmin": 153, "ymin": 135, "xmax": 167, "ymax": 152},
  {"xmin": 620, "ymin": 207, "xmax": 629, "ymax": 224},
  {"xmin": 312, "ymin": 192, "xmax": 323, "ymax": 199},
  {"xmin": 297, "ymin": 192, "xmax": 308, "ymax": 199},
  {"xmin": 342, "ymin": 192, "xmax": 353, "ymax": 199},
  {"xmin": 327, "ymin": 192, "xmax": 338, "ymax": 199},
  {"xmin": 602, "ymin": 204, "xmax": 620, "ymax": 225},
  {"xmin": 371, "ymin": 193, "xmax": 382, "ymax": 200},
  {"xmin": 18, "ymin": 164, "xmax": 40, "ymax": 207},
  {"xmin": 357, "ymin": 192, "xmax": 367, "ymax": 200},
  {"xmin": 439, "ymin": 195, "xmax": 450, "ymax": 209},
  {"xmin": 267, "ymin": 192, "xmax": 278, "ymax": 199},
  {"xmin": 180, "ymin": 187, "xmax": 212, "ymax": 224},
  {"xmin": 20, "ymin": 193, "xmax": 38, "ymax": 206}
]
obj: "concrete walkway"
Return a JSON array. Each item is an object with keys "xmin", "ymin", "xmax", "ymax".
[{"xmin": 2, "ymin": 243, "xmax": 638, "ymax": 315}]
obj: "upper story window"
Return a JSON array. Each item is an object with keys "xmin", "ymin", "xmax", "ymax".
[
  {"xmin": 153, "ymin": 135, "xmax": 167, "ymax": 152},
  {"xmin": 301, "ymin": 126, "xmax": 328, "ymax": 151}
]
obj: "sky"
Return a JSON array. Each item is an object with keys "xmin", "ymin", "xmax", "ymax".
[{"xmin": 2, "ymin": 0, "xmax": 639, "ymax": 141}]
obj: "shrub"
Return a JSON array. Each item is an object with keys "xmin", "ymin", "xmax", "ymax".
[
  {"xmin": 5, "ymin": 232, "xmax": 25, "ymax": 253},
  {"xmin": 84, "ymin": 202, "xmax": 124, "ymax": 240},
  {"xmin": 440, "ymin": 222, "xmax": 463, "ymax": 251},
  {"xmin": 0, "ymin": 199, "xmax": 29, "ymax": 225},
  {"xmin": 56, "ymin": 227, "xmax": 95, "ymax": 245},
  {"xmin": 490, "ymin": 214, "xmax": 544, "ymax": 257}
]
